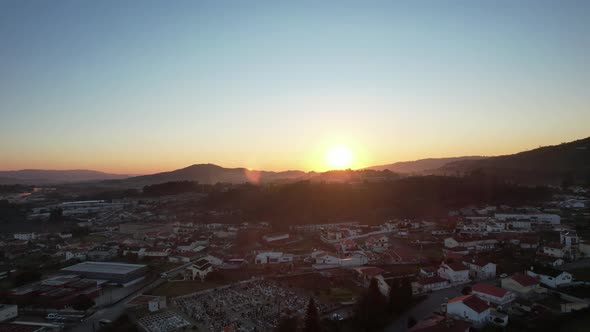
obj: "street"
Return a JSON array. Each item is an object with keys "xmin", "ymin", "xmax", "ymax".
[{"xmin": 383, "ymin": 285, "xmax": 465, "ymax": 332}]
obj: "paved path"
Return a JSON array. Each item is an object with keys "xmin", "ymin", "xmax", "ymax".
[{"xmin": 383, "ymin": 285, "xmax": 464, "ymax": 332}]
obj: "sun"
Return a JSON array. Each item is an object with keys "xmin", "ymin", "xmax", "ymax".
[{"xmin": 325, "ymin": 145, "xmax": 354, "ymax": 169}]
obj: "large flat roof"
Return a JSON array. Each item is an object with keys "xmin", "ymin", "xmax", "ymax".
[{"xmin": 61, "ymin": 261, "xmax": 146, "ymax": 275}]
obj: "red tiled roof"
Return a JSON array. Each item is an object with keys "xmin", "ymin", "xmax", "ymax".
[
  {"xmin": 463, "ymin": 257, "xmax": 493, "ymax": 267},
  {"xmin": 417, "ymin": 276, "xmax": 448, "ymax": 285},
  {"xmin": 463, "ymin": 294, "xmax": 490, "ymax": 313},
  {"xmin": 444, "ymin": 262, "xmax": 468, "ymax": 271},
  {"xmin": 472, "ymin": 283, "xmax": 508, "ymax": 298},
  {"xmin": 409, "ymin": 315, "xmax": 471, "ymax": 332},
  {"xmin": 511, "ymin": 274, "xmax": 539, "ymax": 287}
]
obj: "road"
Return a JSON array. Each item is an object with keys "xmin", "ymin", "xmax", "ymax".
[
  {"xmin": 68, "ymin": 262, "xmax": 192, "ymax": 332},
  {"xmin": 383, "ymin": 285, "xmax": 465, "ymax": 332}
]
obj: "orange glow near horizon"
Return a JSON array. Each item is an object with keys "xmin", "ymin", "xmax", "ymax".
[{"xmin": 325, "ymin": 145, "xmax": 354, "ymax": 170}]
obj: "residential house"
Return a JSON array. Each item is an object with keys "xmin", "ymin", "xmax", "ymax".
[
  {"xmin": 64, "ymin": 249, "xmax": 87, "ymax": 261},
  {"xmin": 87, "ymin": 246, "xmax": 117, "ymax": 261},
  {"xmin": 141, "ymin": 247, "xmax": 172, "ymax": 259},
  {"xmin": 420, "ymin": 267, "xmax": 437, "ymax": 278},
  {"xmin": 526, "ymin": 267, "xmax": 573, "ymax": 288},
  {"xmin": 353, "ymin": 266, "xmax": 384, "ymax": 286},
  {"xmin": 381, "ymin": 248, "xmax": 419, "ymax": 264},
  {"xmin": 462, "ymin": 258, "xmax": 496, "ymax": 280},
  {"xmin": 438, "ymin": 262, "xmax": 470, "ymax": 284},
  {"xmin": 501, "ymin": 274, "xmax": 546, "ymax": 298},
  {"xmin": 262, "ymin": 233, "xmax": 290, "ymax": 244},
  {"xmin": 472, "ymin": 283, "xmax": 515, "ymax": 306},
  {"xmin": 412, "ymin": 276, "xmax": 450, "ymax": 294},
  {"xmin": 364, "ymin": 235, "xmax": 390, "ymax": 252},
  {"xmin": 446, "ymin": 295, "xmax": 491, "ymax": 327}
]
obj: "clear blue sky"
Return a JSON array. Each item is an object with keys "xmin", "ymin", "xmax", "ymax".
[{"xmin": 1, "ymin": 0, "xmax": 589, "ymax": 173}]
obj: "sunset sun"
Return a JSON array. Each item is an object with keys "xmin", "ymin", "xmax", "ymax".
[{"xmin": 325, "ymin": 145, "xmax": 354, "ymax": 170}]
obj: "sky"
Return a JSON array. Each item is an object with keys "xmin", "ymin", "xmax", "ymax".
[{"xmin": 1, "ymin": 0, "xmax": 589, "ymax": 174}]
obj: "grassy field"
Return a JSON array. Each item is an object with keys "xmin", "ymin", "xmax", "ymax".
[
  {"xmin": 320, "ymin": 287, "xmax": 359, "ymax": 303},
  {"xmin": 149, "ymin": 280, "xmax": 223, "ymax": 297}
]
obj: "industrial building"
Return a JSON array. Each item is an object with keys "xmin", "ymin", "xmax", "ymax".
[{"xmin": 60, "ymin": 261, "xmax": 148, "ymax": 285}]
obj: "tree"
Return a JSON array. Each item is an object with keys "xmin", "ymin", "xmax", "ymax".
[
  {"xmin": 354, "ymin": 277, "xmax": 388, "ymax": 330},
  {"xmin": 304, "ymin": 297, "xmax": 321, "ymax": 332},
  {"xmin": 407, "ymin": 316, "xmax": 417, "ymax": 328},
  {"xmin": 388, "ymin": 279, "xmax": 401, "ymax": 312},
  {"xmin": 400, "ymin": 278, "xmax": 413, "ymax": 305}
]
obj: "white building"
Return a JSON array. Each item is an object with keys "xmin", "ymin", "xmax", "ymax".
[
  {"xmin": 462, "ymin": 258, "xmax": 496, "ymax": 280},
  {"xmin": 13, "ymin": 233, "xmax": 36, "ymax": 241},
  {"xmin": 255, "ymin": 252, "xmax": 294, "ymax": 264},
  {"xmin": 495, "ymin": 213, "xmax": 561, "ymax": 225},
  {"xmin": 65, "ymin": 250, "xmax": 88, "ymax": 261},
  {"xmin": 438, "ymin": 262, "xmax": 470, "ymax": 284},
  {"xmin": 501, "ymin": 274, "xmax": 546, "ymax": 298},
  {"xmin": 412, "ymin": 276, "xmax": 450, "ymax": 294},
  {"xmin": 526, "ymin": 267, "xmax": 573, "ymax": 288},
  {"xmin": 186, "ymin": 258, "xmax": 213, "ymax": 281},
  {"xmin": 472, "ymin": 283, "xmax": 516, "ymax": 306},
  {"xmin": 446, "ymin": 295, "xmax": 491, "ymax": 327},
  {"xmin": 262, "ymin": 233, "xmax": 290, "ymax": 243}
]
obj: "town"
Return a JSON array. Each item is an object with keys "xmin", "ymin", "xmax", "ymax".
[{"xmin": 0, "ymin": 180, "xmax": 588, "ymax": 332}]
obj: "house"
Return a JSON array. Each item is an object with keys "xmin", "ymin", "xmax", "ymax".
[
  {"xmin": 420, "ymin": 267, "xmax": 437, "ymax": 278},
  {"xmin": 381, "ymin": 248, "xmax": 419, "ymax": 264},
  {"xmin": 87, "ymin": 246, "xmax": 117, "ymax": 261},
  {"xmin": 262, "ymin": 233, "xmax": 290, "ymax": 244},
  {"xmin": 438, "ymin": 262, "xmax": 470, "ymax": 284},
  {"xmin": 364, "ymin": 235, "xmax": 390, "ymax": 252},
  {"xmin": 444, "ymin": 236, "xmax": 498, "ymax": 250},
  {"xmin": 446, "ymin": 294, "xmax": 491, "ymax": 327},
  {"xmin": 542, "ymin": 244, "xmax": 566, "ymax": 258},
  {"xmin": 412, "ymin": 276, "xmax": 450, "ymax": 294},
  {"xmin": 526, "ymin": 266, "xmax": 573, "ymax": 288},
  {"xmin": 64, "ymin": 249, "xmax": 88, "ymax": 261},
  {"xmin": 185, "ymin": 258, "xmax": 213, "ymax": 281},
  {"xmin": 337, "ymin": 239, "xmax": 358, "ymax": 252},
  {"xmin": 471, "ymin": 283, "xmax": 515, "ymax": 306},
  {"xmin": 176, "ymin": 241, "xmax": 198, "ymax": 253},
  {"xmin": 13, "ymin": 233, "xmax": 36, "ymax": 241},
  {"xmin": 353, "ymin": 267, "xmax": 384, "ymax": 285},
  {"xmin": 462, "ymin": 258, "xmax": 496, "ymax": 280},
  {"xmin": 254, "ymin": 252, "xmax": 294, "ymax": 264},
  {"xmin": 141, "ymin": 247, "xmax": 172, "ymax": 259},
  {"xmin": 501, "ymin": 274, "xmax": 546, "ymax": 298}
]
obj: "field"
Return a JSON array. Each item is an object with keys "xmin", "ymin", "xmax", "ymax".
[{"xmin": 148, "ymin": 280, "xmax": 222, "ymax": 297}]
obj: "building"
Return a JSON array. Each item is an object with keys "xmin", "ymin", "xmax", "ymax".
[
  {"xmin": 501, "ymin": 274, "xmax": 546, "ymax": 298},
  {"xmin": 412, "ymin": 276, "xmax": 450, "ymax": 294},
  {"xmin": 60, "ymin": 261, "xmax": 148, "ymax": 285},
  {"xmin": 141, "ymin": 247, "xmax": 171, "ymax": 259},
  {"xmin": 494, "ymin": 213, "xmax": 561, "ymax": 225},
  {"xmin": 462, "ymin": 258, "xmax": 496, "ymax": 280},
  {"xmin": 254, "ymin": 252, "xmax": 294, "ymax": 264},
  {"xmin": 185, "ymin": 259, "xmax": 213, "ymax": 281},
  {"xmin": 0, "ymin": 304, "xmax": 17, "ymax": 322},
  {"xmin": 526, "ymin": 266, "xmax": 573, "ymax": 288},
  {"xmin": 64, "ymin": 249, "xmax": 88, "ymax": 261},
  {"xmin": 446, "ymin": 295, "xmax": 491, "ymax": 327},
  {"xmin": 381, "ymin": 248, "xmax": 419, "ymax": 264},
  {"xmin": 471, "ymin": 283, "xmax": 515, "ymax": 306},
  {"xmin": 13, "ymin": 233, "xmax": 36, "ymax": 241},
  {"xmin": 87, "ymin": 246, "xmax": 117, "ymax": 261},
  {"xmin": 6, "ymin": 275, "xmax": 100, "ymax": 309},
  {"xmin": 438, "ymin": 262, "xmax": 470, "ymax": 284},
  {"xmin": 262, "ymin": 233, "xmax": 290, "ymax": 244}
]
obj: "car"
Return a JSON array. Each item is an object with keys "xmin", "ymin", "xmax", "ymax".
[
  {"xmin": 500, "ymin": 273, "xmax": 508, "ymax": 278},
  {"xmin": 160, "ymin": 272, "xmax": 168, "ymax": 278},
  {"xmin": 331, "ymin": 313, "xmax": 344, "ymax": 321},
  {"xmin": 46, "ymin": 313, "xmax": 61, "ymax": 320}
]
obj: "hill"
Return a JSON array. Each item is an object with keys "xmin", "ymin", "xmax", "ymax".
[
  {"xmin": 366, "ymin": 156, "xmax": 486, "ymax": 174},
  {"xmin": 109, "ymin": 164, "xmax": 307, "ymax": 187},
  {"xmin": 437, "ymin": 137, "xmax": 590, "ymax": 185},
  {"xmin": 0, "ymin": 169, "xmax": 131, "ymax": 185}
]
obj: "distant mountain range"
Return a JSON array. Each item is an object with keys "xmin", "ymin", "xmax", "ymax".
[
  {"xmin": 365, "ymin": 156, "xmax": 487, "ymax": 174},
  {"xmin": 0, "ymin": 169, "xmax": 131, "ymax": 185},
  {"xmin": 3, "ymin": 137, "xmax": 589, "ymax": 186}
]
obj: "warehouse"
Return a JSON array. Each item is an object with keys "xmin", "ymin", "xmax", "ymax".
[{"xmin": 60, "ymin": 261, "xmax": 148, "ymax": 285}]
